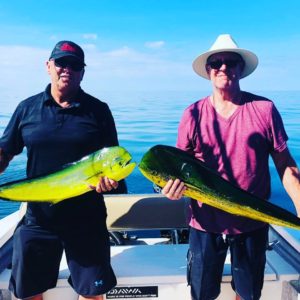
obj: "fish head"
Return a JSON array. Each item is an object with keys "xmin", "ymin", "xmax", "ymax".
[
  {"xmin": 138, "ymin": 145, "xmax": 190, "ymax": 188},
  {"xmin": 93, "ymin": 146, "xmax": 136, "ymax": 181}
]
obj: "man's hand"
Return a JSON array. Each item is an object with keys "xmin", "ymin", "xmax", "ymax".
[
  {"xmin": 89, "ymin": 176, "xmax": 119, "ymax": 193},
  {"xmin": 162, "ymin": 178, "xmax": 186, "ymax": 200}
]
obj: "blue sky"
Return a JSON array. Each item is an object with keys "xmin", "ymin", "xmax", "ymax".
[{"xmin": 0, "ymin": 0, "xmax": 300, "ymax": 101}]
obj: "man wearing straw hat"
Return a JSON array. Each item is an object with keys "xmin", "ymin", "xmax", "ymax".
[{"xmin": 162, "ymin": 34, "xmax": 300, "ymax": 300}]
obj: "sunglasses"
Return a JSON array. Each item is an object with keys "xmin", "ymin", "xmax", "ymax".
[
  {"xmin": 206, "ymin": 59, "xmax": 241, "ymax": 70},
  {"xmin": 53, "ymin": 59, "xmax": 85, "ymax": 72}
]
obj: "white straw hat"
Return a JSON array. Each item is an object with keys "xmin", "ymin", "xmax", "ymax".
[{"xmin": 192, "ymin": 34, "xmax": 258, "ymax": 79}]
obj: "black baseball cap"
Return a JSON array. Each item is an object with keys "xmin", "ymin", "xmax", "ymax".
[{"xmin": 49, "ymin": 41, "xmax": 86, "ymax": 65}]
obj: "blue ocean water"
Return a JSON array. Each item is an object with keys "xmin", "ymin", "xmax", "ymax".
[{"xmin": 0, "ymin": 90, "xmax": 300, "ymax": 241}]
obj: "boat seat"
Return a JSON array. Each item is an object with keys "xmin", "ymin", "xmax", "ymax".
[{"xmin": 104, "ymin": 194, "xmax": 189, "ymax": 231}]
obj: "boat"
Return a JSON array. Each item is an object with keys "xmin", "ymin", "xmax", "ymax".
[{"xmin": 0, "ymin": 194, "xmax": 300, "ymax": 300}]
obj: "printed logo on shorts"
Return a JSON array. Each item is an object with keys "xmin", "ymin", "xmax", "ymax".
[{"xmin": 94, "ymin": 280, "xmax": 103, "ymax": 287}]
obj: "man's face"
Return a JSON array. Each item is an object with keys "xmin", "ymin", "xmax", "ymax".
[
  {"xmin": 46, "ymin": 57, "xmax": 85, "ymax": 93},
  {"xmin": 206, "ymin": 52, "xmax": 244, "ymax": 90}
]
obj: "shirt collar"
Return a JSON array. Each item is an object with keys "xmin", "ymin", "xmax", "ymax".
[{"xmin": 42, "ymin": 84, "xmax": 83, "ymax": 108}]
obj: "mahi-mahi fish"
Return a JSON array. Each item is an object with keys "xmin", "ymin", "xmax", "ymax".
[
  {"xmin": 138, "ymin": 145, "xmax": 300, "ymax": 230},
  {"xmin": 0, "ymin": 146, "xmax": 135, "ymax": 204}
]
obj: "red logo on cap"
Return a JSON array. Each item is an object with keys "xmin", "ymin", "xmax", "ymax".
[{"xmin": 60, "ymin": 43, "xmax": 77, "ymax": 52}]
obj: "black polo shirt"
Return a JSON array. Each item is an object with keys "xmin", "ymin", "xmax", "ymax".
[{"xmin": 0, "ymin": 84, "xmax": 126, "ymax": 226}]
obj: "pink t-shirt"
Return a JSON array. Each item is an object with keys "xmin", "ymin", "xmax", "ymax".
[{"xmin": 177, "ymin": 91, "xmax": 288, "ymax": 234}]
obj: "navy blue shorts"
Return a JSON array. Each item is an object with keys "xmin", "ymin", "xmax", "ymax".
[
  {"xmin": 9, "ymin": 217, "xmax": 116, "ymax": 299},
  {"xmin": 187, "ymin": 226, "xmax": 269, "ymax": 300}
]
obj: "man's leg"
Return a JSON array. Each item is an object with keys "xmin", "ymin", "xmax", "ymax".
[
  {"xmin": 79, "ymin": 295, "xmax": 103, "ymax": 300},
  {"xmin": 229, "ymin": 226, "xmax": 269, "ymax": 300},
  {"xmin": 64, "ymin": 220, "xmax": 116, "ymax": 298},
  {"xmin": 187, "ymin": 227, "xmax": 228, "ymax": 300},
  {"xmin": 9, "ymin": 222, "xmax": 63, "ymax": 300},
  {"xmin": 23, "ymin": 294, "xmax": 43, "ymax": 300}
]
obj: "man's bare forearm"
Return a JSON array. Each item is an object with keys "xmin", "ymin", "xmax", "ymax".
[
  {"xmin": 0, "ymin": 148, "xmax": 13, "ymax": 174},
  {"xmin": 272, "ymin": 148, "xmax": 300, "ymax": 216}
]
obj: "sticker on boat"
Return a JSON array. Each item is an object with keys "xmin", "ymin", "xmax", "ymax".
[{"xmin": 106, "ymin": 286, "xmax": 158, "ymax": 298}]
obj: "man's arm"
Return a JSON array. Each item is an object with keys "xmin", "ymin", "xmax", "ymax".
[
  {"xmin": 0, "ymin": 148, "xmax": 14, "ymax": 174},
  {"xmin": 271, "ymin": 147, "xmax": 300, "ymax": 216}
]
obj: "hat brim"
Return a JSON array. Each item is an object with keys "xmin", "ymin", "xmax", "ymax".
[
  {"xmin": 192, "ymin": 48, "xmax": 258, "ymax": 79},
  {"xmin": 50, "ymin": 53, "xmax": 86, "ymax": 65}
]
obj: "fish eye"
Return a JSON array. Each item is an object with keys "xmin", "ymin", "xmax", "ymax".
[{"xmin": 181, "ymin": 163, "xmax": 192, "ymax": 179}]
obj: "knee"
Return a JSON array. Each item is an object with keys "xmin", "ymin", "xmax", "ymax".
[{"xmin": 78, "ymin": 295, "xmax": 104, "ymax": 300}]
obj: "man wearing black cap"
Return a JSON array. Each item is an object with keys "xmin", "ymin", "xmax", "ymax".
[{"xmin": 0, "ymin": 41, "xmax": 126, "ymax": 300}]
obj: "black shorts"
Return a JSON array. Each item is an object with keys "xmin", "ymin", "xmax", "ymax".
[
  {"xmin": 9, "ymin": 217, "xmax": 116, "ymax": 299},
  {"xmin": 187, "ymin": 226, "xmax": 269, "ymax": 300}
]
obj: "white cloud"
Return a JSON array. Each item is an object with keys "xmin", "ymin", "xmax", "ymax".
[
  {"xmin": 0, "ymin": 46, "xmax": 49, "ymax": 112},
  {"xmin": 49, "ymin": 35, "xmax": 59, "ymax": 41},
  {"xmin": 82, "ymin": 33, "xmax": 98, "ymax": 40},
  {"xmin": 85, "ymin": 45, "xmax": 190, "ymax": 79},
  {"xmin": 82, "ymin": 43, "xmax": 97, "ymax": 50},
  {"xmin": 104, "ymin": 46, "xmax": 132, "ymax": 57},
  {"xmin": 144, "ymin": 41, "xmax": 165, "ymax": 49},
  {"xmin": 0, "ymin": 41, "xmax": 298, "ymax": 113}
]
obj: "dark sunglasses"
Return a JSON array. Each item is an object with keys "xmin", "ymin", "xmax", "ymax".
[
  {"xmin": 53, "ymin": 59, "xmax": 85, "ymax": 72},
  {"xmin": 206, "ymin": 59, "xmax": 241, "ymax": 70}
]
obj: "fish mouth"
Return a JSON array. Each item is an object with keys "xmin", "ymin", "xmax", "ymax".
[
  {"xmin": 114, "ymin": 154, "xmax": 135, "ymax": 169},
  {"xmin": 121, "ymin": 159, "xmax": 136, "ymax": 173},
  {"xmin": 108, "ymin": 156, "xmax": 136, "ymax": 181},
  {"xmin": 123, "ymin": 154, "xmax": 136, "ymax": 168}
]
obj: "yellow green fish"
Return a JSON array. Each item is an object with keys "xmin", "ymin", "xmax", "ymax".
[
  {"xmin": 139, "ymin": 145, "xmax": 300, "ymax": 230},
  {"xmin": 0, "ymin": 146, "xmax": 135, "ymax": 204}
]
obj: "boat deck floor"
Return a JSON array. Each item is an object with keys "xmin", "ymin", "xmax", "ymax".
[{"xmin": 0, "ymin": 241, "xmax": 299, "ymax": 300}]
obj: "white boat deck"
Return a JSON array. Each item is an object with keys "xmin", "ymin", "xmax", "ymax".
[
  {"xmin": 0, "ymin": 241, "xmax": 298, "ymax": 300},
  {"xmin": 0, "ymin": 195, "xmax": 300, "ymax": 300}
]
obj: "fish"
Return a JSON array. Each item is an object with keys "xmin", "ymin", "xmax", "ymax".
[
  {"xmin": 0, "ymin": 146, "xmax": 136, "ymax": 204},
  {"xmin": 138, "ymin": 144, "xmax": 300, "ymax": 230}
]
